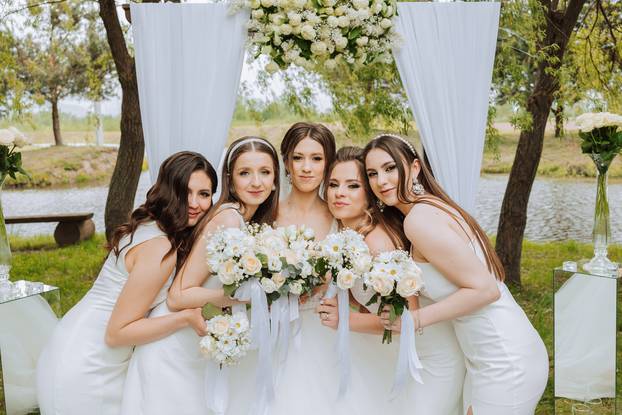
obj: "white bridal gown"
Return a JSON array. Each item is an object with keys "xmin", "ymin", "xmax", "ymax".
[
  {"xmin": 36, "ymin": 222, "xmax": 174, "ymax": 415},
  {"xmin": 348, "ymin": 281, "xmax": 466, "ymax": 415},
  {"xmin": 419, "ymin": 240, "xmax": 549, "ymax": 415},
  {"xmin": 120, "ymin": 204, "xmax": 246, "ymax": 415}
]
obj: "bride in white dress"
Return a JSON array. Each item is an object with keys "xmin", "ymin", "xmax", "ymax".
[
  {"xmin": 120, "ymin": 136, "xmax": 280, "ymax": 415},
  {"xmin": 364, "ymin": 135, "xmax": 549, "ymax": 415},
  {"xmin": 317, "ymin": 146, "xmax": 465, "ymax": 414},
  {"xmin": 36, "ymin": 152, "xmax": 217, "ymax": 415}
]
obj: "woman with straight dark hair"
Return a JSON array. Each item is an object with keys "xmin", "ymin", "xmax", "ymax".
[
  {"xmin": 120, "ymin": 136, "xmax": 280, "ymax": 415},
  {"xmin": 363, "ymin": 134, "xmax": 548, "ymax": 415},
  {"xmin": 317, "ymin": 146, "xmax": 465, "ymax": 414},
  {"xmin": 37, "ymin": 151, "xmax": 217, "ymax": 415}
]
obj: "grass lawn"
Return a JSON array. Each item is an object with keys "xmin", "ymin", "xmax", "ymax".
[{"xmin": 7, "ymin": 234, "xmax": 621, "ymax": 414}]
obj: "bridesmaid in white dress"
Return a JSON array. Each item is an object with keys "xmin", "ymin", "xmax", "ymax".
[
  {"xmin": 317, "ymin": 146, "xmax": 465, "ymax": 415},
  {"xmin": 120, "ymin": 136, "xmax": 280, "ymax": 415},
  {"xmin": 363, "ymin": 135, "xmax": 549, "ymax": 415},
  {"xmin": 36, "ymin": 152, "xmax": 217, "ymax": 415},
  {"xmin": 261, "ymin": 122, "xmax": 344, "ymax": 415}
]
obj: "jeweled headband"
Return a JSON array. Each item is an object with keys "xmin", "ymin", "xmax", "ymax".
[
  {"xmin": 226, "ymin": 137, "xmax": 277, "ymax": 169},
  {"xmin": 373, "ymin": 133, "xmax": 417, "ymax": 158}
]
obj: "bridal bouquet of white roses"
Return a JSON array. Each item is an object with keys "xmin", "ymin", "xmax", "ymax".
[
  {"xmin": 252, "ymin": 223, "xmax": 322, "ymax": 302},
  {"xmin": 200, "ymin": 312, "xmax": 252, "ymax": 368},
  {"xmin": 0, "ymin": 127, "xmax": 31, "ymax": 181},
  {"xmin": 364, "ymin": 250, "xmax": 424, "ymax": 344},
  {"xmin": 205, "ymin": 227, "xmax": 259, "ymax": 296}
]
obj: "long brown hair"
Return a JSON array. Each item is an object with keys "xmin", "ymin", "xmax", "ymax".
[
  {"xmin": 195, "ymin": 136, "xmax": 280, "ymax": 237},
  {"xmin": 280, "ymin": 121, "xmax": 337, "ymax": 184},
  {"xmin": 362, "ymin": 135, "xmax": 505, "ymax": 281},
  {"xmin": 326, "ymin": 146, "xmax": 409, "ymax": 251},
  {"xmin": 109, "ymin": 151, "xmax": 218, "ymax": 268}
]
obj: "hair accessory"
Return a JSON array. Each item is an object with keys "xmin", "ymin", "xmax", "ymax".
[
  {"xmin": 226, "ymin": 137, "xmax": 276, "ymax": 169},
  {"xmin": 373, "ymin": 133, "xmax": 417, "ymax": 157}
]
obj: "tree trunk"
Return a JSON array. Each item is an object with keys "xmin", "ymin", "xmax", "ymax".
[
  {"xmin": 495, "ymin": 0, "xmax": 586, "ymax": 285},
  {"xmin": 554, "ymin": 103, "xmax": 564, "ymax": 138},
  {"xmin": 51, "ymin": 98, "xmax": 63, "ymax": 146},
  {"xmin": 99, "ymin": 0, "xmax": 145, "ymax": 241}
]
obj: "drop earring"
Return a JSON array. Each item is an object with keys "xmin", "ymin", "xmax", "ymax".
[
  {"xmin": 376, "ymin": 199, "xmax": 385, "ymax": 212},
  {"xmin": 412, "ymin": 179, "xmax": 425, "ymax": 195}
]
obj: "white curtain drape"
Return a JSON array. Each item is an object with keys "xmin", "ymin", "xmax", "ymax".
[
  {"xmin": 131, "ymin": 3, "xmax": 248, "ymax": 181},
  {"xmin": 554, "ymin": 274, "xmax": 616, "ymax": 400},
  {"xmin": 393, "ymin": 2, "xmax": 499, "ymax": 213}
]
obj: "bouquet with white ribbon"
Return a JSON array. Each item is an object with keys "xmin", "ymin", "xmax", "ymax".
[
  {"xmin": 315, "ymin": 229, "xmax": 372, "ymax": 397},
  {"xmin": 200, "ymin": 312, "xmax": 251, "ymax": 367},
  {"xmin": 364, "ymin": 250, "xmax": 425, "ymax": 395}
]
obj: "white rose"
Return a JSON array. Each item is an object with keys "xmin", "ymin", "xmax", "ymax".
[
  {"xmin": 265, "ymin": 61, "xmax": 279, "ymax": 74},
  {"xmin": 208, "ymin": 315, "xmax": 230, "ymax": 336},
  {"xmin": 260, "ymin": 0, "xmax": 275, "ymax": 7},
  {"xmin": 334, "ymin": 36, "xmax": 348, "ymax": 50},
  {"xmin": 380, "ymin": 18, "xmax": 392, "ymax": 29},
  {"xmin": 337, "ymin": 16, "xmax": 350, "ymax": 28},
  {"xmin": 327, "ymin": 15, "xmax": 339, "ymax": 28},
  {"xmin": 310, "ymin": 41, "xmax": 328, "ymax": 56},
  {"xmin": 280, "ymin": 23, "xmax": 293, "ymax": 35},
  {"xmin": 231, "ymin": 312, "xmax": 250, "ymax": 334},
  {"xmin": 371, "ymin": 2, "xmax": 382, "ymax": 14},
  {"xmin": 199, "ymin": 336, "xmax": 217, "ymax": 356},
  {"xmin": 336, "ymin": 268, "xmax": 357, "ymax": 289},
  {"xmin": 250, "ymin": 0, "xmax": 261, "ymax": 8},
  {"xmin": 301, "ymin": 24, "xmax": 316, "ymax": 40},
  {"xmin": 270, "ymin": 13, "xmax": 286, "ymax": 24},
  {"xmin": 355, "ymin": 36, "xmax": 369, "ymax": 46},
  {"xmin": 353, "ymin": 255, "xmax": 371, "ymax": 274},
  {"xmin": 251, "ymin": 9, "xmax": 264, "ymax": 19},
  {"xmin": 0, "ymin": 129, "xmax": 14, "ymax": 146},
  {"xmin": 288, "ymin": 12, "xmax": 302, "ymax": 26},
  {"xmin": 368, "ymin": 272, "xmax": 393, "ymax": 296},
  {"xmin": 357, "ymin": 8, "xmax": 370, "ymax": 20},
  {"xmin": 396, "ymin": 275, "xmax": 421, "ymax": 297},
  {"xmin": 272, "ymin": 272, "xmax": 286, "ymax": 289},
  {"xmin": 289, "ymin": 280, "xmax": 303, "ymax": 295},
  {"xmin": 218, "ymin": 259, "xmax": 238, "ymax": 285},
  {"xmin": 241, "ymin": 253, "xmax": 262, "ymax": 275},
  {"xmin": 384, "ymin": 5, "xmax": 394, "ymax": 17},
  {"xmin": 261, "ymin": 277, "xmax": 278, "ymax": 293},
  {"xmin": 324, "ymin": 59, "xmax": 337, "ymax": 70},
  {"xmin": 334, "ymin": 5, "xmax": 346, "ymax": 16}
]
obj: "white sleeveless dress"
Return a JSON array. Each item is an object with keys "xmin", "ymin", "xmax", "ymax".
[
  {"xmin": 348, "ymin": 280, "xmax": 465, "ymax": 414},
  {"xmin": 36, "ymin": 221, "xmax": 173, "ymax": 415},
  {"xmin": 419, "ymin": 241, "xmax": 548, "ymax": 414},
  {"xmin": 120, "ymin": 204, "xmax": 245, "ymax": 415}
]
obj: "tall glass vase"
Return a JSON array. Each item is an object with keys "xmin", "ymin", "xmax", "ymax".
[{"xmin": 583, "ymin": 153, "xmax": 618, "ymax": 276}]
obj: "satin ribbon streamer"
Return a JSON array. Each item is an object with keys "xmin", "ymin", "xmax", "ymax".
[
  {"xmin": 270, "ymin": 295, "xmax": 291, "ymax": 364},
  {"xmin": 289, "ymin": 293, "xmax": 301, "ymax": 350},
  {"xmin": 232, "ymin": 278, "xmax": 274, "ymax": 415},
  {"xmin": 391, "ymin": 308, "xmax": 424, "ymax": 399},
  {"xmin": 324, "ymin": 282, "xmax": 352, "ymax": 399},
  {"xmin": 205, "ymin": 362, "xmax": 229, "ymax": 415}
]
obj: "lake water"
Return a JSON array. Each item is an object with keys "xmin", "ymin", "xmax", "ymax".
[{"xmin": 2, "ymin": 172, "xmax": 621, "ymax": 244}]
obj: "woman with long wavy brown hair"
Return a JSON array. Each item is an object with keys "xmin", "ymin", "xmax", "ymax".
[
  {"xmin": 364, "ymin": 134, "xmax": 548, "ymax": 415},
  {"xmin": 36, "ymin": 151, "xmax": 218, "ymax": 415},
  {"xmin": 120, "ymin": 136, "xmax": 280, "ymax": 415},
  {"xmin": 317, "ymin": 146, "xmax": 465, "ymax": 414}
]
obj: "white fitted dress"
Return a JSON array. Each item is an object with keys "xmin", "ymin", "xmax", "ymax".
[
  {"xmin": 120, "ymin": 204, "xmax": 245, "ymax": 415},
  {"xmin": 36, "ymin": 222, "xmax": 173, "ymax": 415},
  {"xmin": 348, "ymin": 280, "xmax": 466, "ymax": 415},
  {"xmin": 419, "ymin": 241, "xmax": 548, "ymax": 414}
]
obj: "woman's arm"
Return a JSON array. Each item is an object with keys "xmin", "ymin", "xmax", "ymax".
[
  {"xmin": 105, "ymin": 238, "xmax": 206, "ymax": 347},
  {"xmin": 167, "ymin": 210, "xmax": 244, "ymax": 311},
  {"xmin": 395, "ymin": 205, "xmax": 500, "ymax": 330}
]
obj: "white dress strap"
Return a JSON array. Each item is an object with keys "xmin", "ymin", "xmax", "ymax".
[
  {"xmin": 214, "ymin": 202, "xmax": 245, "ymax": 228},
  {"xmin": 117, "ymin": 221, "xmax": 167, "ymax": 269}
]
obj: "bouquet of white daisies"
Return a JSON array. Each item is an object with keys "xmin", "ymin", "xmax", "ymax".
[
  {"xmin": 364, "ymin": 250, "xmax": 424, "ymax": 343},
  {"xmin": 200, "ymin": 312, "xmax": 252, "ymax": 368},
  {"xmin": 316, "ymin": 229, "xmax": 372, "ymax": 290}
]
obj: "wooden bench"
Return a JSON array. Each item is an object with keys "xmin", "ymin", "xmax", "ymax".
[{"xmin": 5, "ymin": 213, "xmax": 95, "ymax": 247}]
